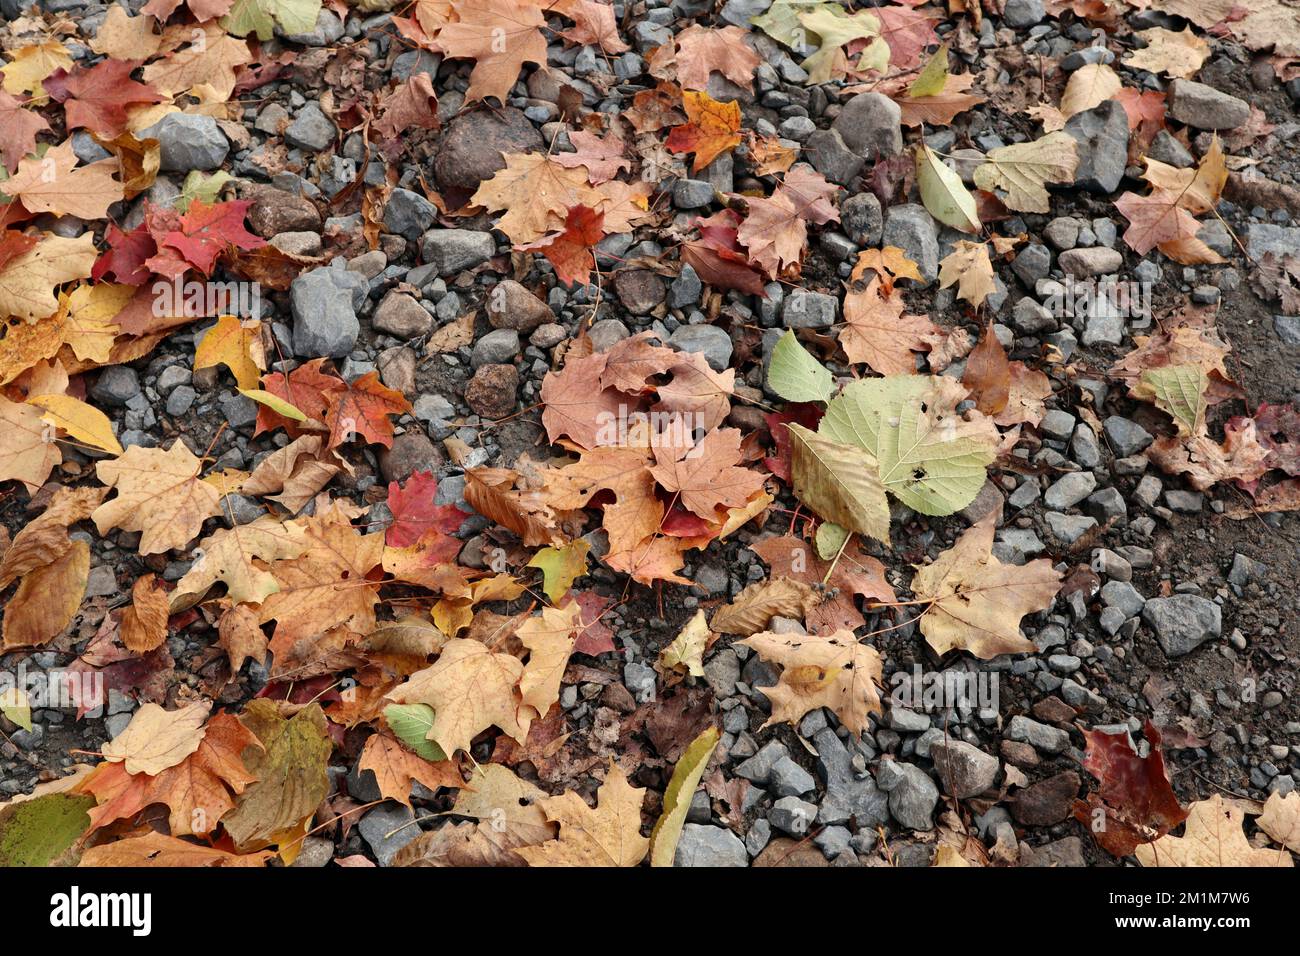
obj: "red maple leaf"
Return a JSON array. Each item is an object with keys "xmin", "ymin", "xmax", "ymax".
[
  {"xmin": 0, "ymin": 230, "xmax": 38, "ymax": 273},
  {"xmin": 385, "ymin": 470, "xmax": 468, "ymax": 547},
  {"xmin": 0, "ymin": 89, "xmax": 50, "ymax": 173},
  {"xmin": 92, "ymin": 222, "xmax": 156, "ymax": 286},
  {"xmin": 1072, "ymin": 721, "xmax": 1188, "ymax": 857},
  {"xmin": 681, "ymin": 209, "xmax": 767, "ymax": 297},
  {"xmin": 521, "ymin": 204, "xmax": 605, "ymax": 287},
  {"xmin": 566, "ymin": 590, "xmax": 616, "ymax": 656},
  {"xmin": 255, "ymin": 358, "xmax": 346, "ymax": 436},
  {"xmin": 763, "ymin": 403, "xmax": 825, "ymax": 483},
  {"xmin": 325, "ymin": 372, "xmax": 412, "ymax": 449},
  {"xmin": 44, "ymin": 60, "xmax": 164, "ymax": 138},
  {"xmin": 150, "ymin": 199, "xmax": 265, "ymax": 277}
]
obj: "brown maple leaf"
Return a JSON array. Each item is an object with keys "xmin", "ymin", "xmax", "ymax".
[{"xmin": 648, "ymin": 427, "xmax": 766, "ymax": 521}]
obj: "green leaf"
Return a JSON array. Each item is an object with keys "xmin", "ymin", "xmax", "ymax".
[
  {"xmin": 222, "ymin": 0, "xmax": 321, "ymax": 41},
  {"xmin": 239, "ymin": 388, "xmax": 308, "ymax": 422},
  {"xmin": 0, "ymin": 793, "xmax": 94, "ymax": 866},
  {"xmin": 916, "ymin": 144, "xmax": 980, "ymax": 234},
  {"xmin": 818, "ymin": 375, "xmax": 999, "ymax": 516},
  {"xmin": 787, "ymin": 423, "xmax": 891, "ymax": 544},
  {"xmin": 384, "ymin": 703, "xmax": 447, "ymax": 762},
  {"xmin": 908, "ymin": 41, "xmax": 950, "ymax": 98},
  {"xmin": 526, "ymin": 539, "xmax": 590, "ymax": 603},
  {"xmin": 752, "ymin": 0, "xmax": 826, "ymax": 51},
  {"xmin": 649, "ymin": 725, "xmax": 720, "ymax": 867},
  {"xmin": 767, "ymin": 331, "xmax": 834, "ymax": 403},
  {"xmin": 1134, "ymin": 364, "xmax": 1208, "ymax": 437},
  {"xmin": 175, "ymin": 171, "xmax": 233, "ymax": 213},
  {"xmin": 814, "ymin": 521, "xmax": 848, "ymax": 560}
]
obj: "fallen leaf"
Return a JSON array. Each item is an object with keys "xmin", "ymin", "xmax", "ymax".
[
  {"xmin": 911, "ymin": 513, "xmax": 1062, "ymax": 658},
  {"xmin": 739, "ymin": 628, "xmax": 883, "ymax": 735}
]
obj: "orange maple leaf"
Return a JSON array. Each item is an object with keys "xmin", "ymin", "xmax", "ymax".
[{"xmin": 665, "ymin": 91, "xmax": 742, "ymax": 173}]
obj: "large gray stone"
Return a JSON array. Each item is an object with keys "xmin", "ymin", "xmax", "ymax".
[
  {"xmin": 674, "ymin": 824, "xmax": 748, "ymax": 866},
  {"xmin": 1168, "ymin": 79, "xmax": 1251, "ymax": 130},
  {"xmin": 421, "ymin": 230, "xmax": 496, "ymax": 275},
  {"xmin": 1142, "ymin": 594, "xmax": 1222, "ymax": 657},
  {"xmin": 1065, "ymin": 101, "xmax": 1129, "ymax": 194},
  {"xmin": 290, "ymin": 267, "xmax": 365, "ymax": 357},
  {"xmin": 358, "ymin": 804, "xmax": 420, "ymax": 866},
  {"xmin": 139, "ymin": 113, "xmax": 229, "ymax": 171},
  {"xmin": 881, "ymin": 204, "xmax": 939, "ymax": 285},
  {"xmin": 669, "ymin": 324, "xmax": 733, "ymax": 371},
  {"xmin": 285, "ymin": 104, "xmax": 336, "ymax": 151},
  {"xmin": 833, "ymin": 92, "xmax": 903, "ymax": 159},
  {"xmin": 384, "ymin": 188, "xmax": 438, "ymax": 242},
  {"xmin": 804, "ymin": 128, "xmax": 864, "ymax": 186},
  {"xmin": 931, "ymin": 740, "xmax": 1000, "ymax": 799}
]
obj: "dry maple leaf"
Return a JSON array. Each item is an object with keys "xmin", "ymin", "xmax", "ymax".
[
  {"xmin": 894, "ymin": 72, "xmax": 985, "ymax": 127},
  {"xmin": 436, "ymin": 0, "xmax": 547, "ymax": 103},
  {"xmin": 0, "ymin": 485, "xmax": 105, "ymax": 589},
  {"xmin": 938, "ymin": 239, "xmax": 997, "ymax": 308},
  {"xmin": 517, "ymin": 602, "xmax": 583, "ymax": 719},
  {"xmin": 911, "ymin": 512, "xmax": 1062, "ymax": 659},
  {"xmin": 0, "ymin": 395, "xmax": 62, "ymax": 494},
  {"xmin": 1060, "ymin": 62, "xmax": 1121, "ymax": 118},
  {"xmin": 710, "ymin": 576, "xmax": 819, "ymax": 636},
  {"xmin": 257, "ymin": 504, "xmax": 385, "ymax": 665},
  {"xmin": 541, "ymin": 443, "xmax": 660, "ymax": 555},
  {"xmin": 93, "ymin": 441, "xmax": 225, "ymax": 555},
  {"xmin": 44, "ymin": 58, "xmax": 165, "ymax": 137},
  {"xmin": 79, "ymin": 831, "xmax": 274, "ymax": 867},
  {"xmin": 1148, "ymin": 419, "xmax": 1273, "ymax": 491},
  {"xmin": 2, "ymin": 537, "xmax": 88, "ymax": 648},
  {"xmin": 840, "ymin": 276, "xmax": 940, "ymax": 374},
  {"xmin": 553, "ymin": 129, "xmax": 632, "ymax": 184},
  {"xmin": 224, "ymin": 700, "xmax": 332, "ymax": 856},
  {"xmin": 374, "ymin": 73, "xmax": 440, "ymax": 142},
  {"xmin": 471, "ymin": 152, "xmax": 601, "ymax": 245},
  {"xmin": 555, "ymin": 0, "xmax": 629, "ymax": 54},
  {"xmin": 464, "ymin": 466, "xmax": 566, "ymax": 549},
  {"xmin": 515, "ymin": 762, "xmax": 649, "ymax": 867},
  {"xmin": 120, "ymin": 573, "xmax": 169, "ymax": 652},
  {"xmin": 671, "ymin": 24, "xmax": 761, "ymax": 92},
  {"xmin": 1258, "ymin": 791, "xmax": 1300, "ymax": 854},
  {"xmin": 739, "ymin": 628, "xmax": 884, "ymax": 736},
  {"xmin": 170, "ymin": 514, "xmax": 310, "ymax": 610},
  {"xmin": 736, "ymin": 165, "xmax": 839, "ymax": 277},
  {"xmin": 1124, "ymin": 26, "xmax": 1209, "ymax": 79},
  {"xmin": 1135, "ymin": 794, "xmax": 1293, "ymax": 867},
  {"xmin": 101, "ymin": 701, "xmax": 211, "ymax": 776},
  {"xmin": 521, "ymin": 204, "xmax": 605, "ymax": 287},
  {"xmin": 2, "ymin": 140, "xmax": 123, "ymax": 220},
  {"xmin": 648, "ymin": 427, "xmax": 766, "ymax": 521},
  {"xmin": 961, "ymin": 320, "xmax": 1012, "ymax": 416},
  {"xmin": 539, "ymin": 351, "xmax": 628, "ymax": 449},
  {"xmin": 78, "ymin": 710, "xmax": 261, "ymax": 837},
  {"xmin": 386, "ymin": 638, "xmax": 529, "ymax": 756},
  {"xmin": 751, "ymin": 534, "xmax": 894, "ymax": 635},
  {"xmin": 358, "ymin": 732, "xmax": 463, "ymax": 807},
  {"xmin": 0, "ymin": 89, "xmax": 49, "ymax": 173},
  {"xmin": 0, "ymin": 232, "xmax": 98, "ymax": 323},
  {"xmin": 325, "ymin": 371, "xmax": 411, "ymax": 449},
  {"xmin": 1114, "ymin": 188, "xmax": 1210, "ymax": 256},
  {"xmin": 665, "ymin": 90, "xmax": 742, "ymax": 173}
]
